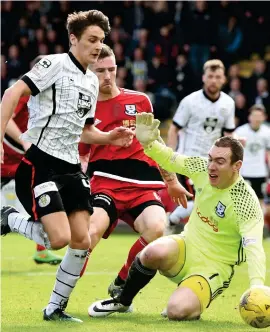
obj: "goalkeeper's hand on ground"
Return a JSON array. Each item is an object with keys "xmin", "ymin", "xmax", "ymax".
[{"xmin": 135, "ymin": 112, "xmax": 160, "ymax": 147}]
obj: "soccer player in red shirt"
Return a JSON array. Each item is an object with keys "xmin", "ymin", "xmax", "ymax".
[
  {"xmin": 1, "ymin": 57, "xmax": 62, "ymax": 265},
  {"xmin": 79, "ymin": 45, "xmax": 192, "ymax": 297}
]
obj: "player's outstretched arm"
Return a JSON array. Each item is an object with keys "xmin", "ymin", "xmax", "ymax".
[
  {"xmin": 157, "ymin": 137, "xmax": 193, "ymax": 208},
  {"xmin": 136, "ymin": 113, "xmax": 188, "ymax": 174},
  {"xmin": 81, "ymin": 124, "xmax": 134, "ymax": 147}
]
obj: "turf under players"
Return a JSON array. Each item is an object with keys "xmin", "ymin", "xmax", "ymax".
[{"xmin": 89, "ymin": 113, "xmax": 266, "ymax": 321}]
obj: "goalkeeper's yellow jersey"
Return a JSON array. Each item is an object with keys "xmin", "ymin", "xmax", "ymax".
[{"xmin": 145, "ymin": 141, "xmax": 266, "ymax": 286}]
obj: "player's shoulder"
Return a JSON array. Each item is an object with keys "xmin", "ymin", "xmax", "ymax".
[
  {"xmin": 183, "ymin": 156, "xmax": 208, "ymax": 174},
  {"xmin": 261, "ymin": 123, "xmax": 270, "ymax": 134},
  {"xmin": 185, "ymin": 89, "xmax": 202, "ymax": 102},
  {"xmin": 235, "ymin": 123, "xmax": 249, "ymax": 133},
  {"xmin": 42, "ymin": 53, "xmax": 67, "ymax": 64},
  {"xmin": 220, "ymin": 91, "xmax": 235, "ymax": 105},
  {"xmin": 86, "ymin": 68, "xmax": 99, "ymax": 82},
  {"xmin": 229, "ymin": 177, "xmax": 262, "ymax": 221},
  {"xmin": 122, "ymin": 88, "xmax": 152, "ymax": 103}
]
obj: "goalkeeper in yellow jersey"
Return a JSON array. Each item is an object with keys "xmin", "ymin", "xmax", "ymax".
[{"xmin": 88, "ymin": 112, "xmax": 266, "ymax": 320}]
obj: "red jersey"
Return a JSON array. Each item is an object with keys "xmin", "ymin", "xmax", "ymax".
[
  {"xmin": 2, "ymin": 96, "xmax": 29, "ymax": 178},
  {"xmin": 80, "ymin": 88, "xmax": 164, "ymax": 190}
]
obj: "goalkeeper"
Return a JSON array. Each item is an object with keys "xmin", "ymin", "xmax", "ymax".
[{"xmin": 89, "ymin": 113, "xmax": 266, "ymax": 320}]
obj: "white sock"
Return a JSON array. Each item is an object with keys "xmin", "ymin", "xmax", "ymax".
[
  {"xmin": 169, "ymin": 201, "xmax": 194, "ymax": 225},
  {"xmin": 8, "ymin": 212, "xmax": 51, "ymax": 249},
  {"xmin": 46, "ymin": 246, "xmax": 88, "ymax": 314}
]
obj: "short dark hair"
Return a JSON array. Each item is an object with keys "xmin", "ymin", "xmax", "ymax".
[
  {"xmin": 248, "ymin": 104, "xmax": 266, "ymax": 114},
  {"xmin": 214, "ymin": 136, "xmax": 243, "ymax": 163},
  {"xmin": 66, "ymin": 10, "xmax": 110, "ymax": 40},
  {"xmin": 98, "ymin": 44, "xmax": 114, "ymax": 60}
]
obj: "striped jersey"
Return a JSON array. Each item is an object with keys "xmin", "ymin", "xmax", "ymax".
[
  {"xmin": 235, "ymin": 123, "xmax": 270, "ymax": 178},
  {"xmin": 20, "ymin": 52, "xmax": 98, "ymax": 164},
  {"xmin": 145, "ymin": 141, "xmax": 266, "ymax": 286},
  {"xmin": 173, "ymin": 89, "xmax": 235, "ymax": 157}
]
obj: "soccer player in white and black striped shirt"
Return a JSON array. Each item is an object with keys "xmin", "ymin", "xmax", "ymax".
[{"xmin": 1, "ymin": 10, "xmax": 133, "ymax": 323}]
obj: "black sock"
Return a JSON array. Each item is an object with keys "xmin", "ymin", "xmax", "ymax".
[
  {"xmin": 115, "ymin": 275, "xmax": 125, "ymax": 286},
  {"xmin": 119, "ymin": 256, "xmax": 157, "ymax": 306}
]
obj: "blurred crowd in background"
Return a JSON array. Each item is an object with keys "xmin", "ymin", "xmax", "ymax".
[{"xmin": 1, "ymin": 0, "xmax": 270, "ymax": 124}]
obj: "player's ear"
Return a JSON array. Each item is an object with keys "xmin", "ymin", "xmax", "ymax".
[
  {"xmin": 202, "ymin": 74, "xmax": 206, "ymax": 84},
  {"xmin": 70, "ymin": 34, "xmax": 77, "ymax": 46},
  {"xmin": 233, "ymin": 160, "xmax": 242, "ymax": 173}
]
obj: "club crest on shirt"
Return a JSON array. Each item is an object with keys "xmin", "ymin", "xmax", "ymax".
[
  {"xmin": 77, "ymin": 92, "xmax": 92, "ymax": 118},
  {"xmin": 94, "ymin": 118, "xmax": 102, "ymax": 126},
  {"xmin": 203, "ymin": 117, "xmax": 218, "ymax": 133},
  {"xmin": 215, "ymin": 201, "xmax": 226, "ymax": 218},
  {"xmin": 125, "ymin": 104, "xmax": 137, "ymax": 116}
]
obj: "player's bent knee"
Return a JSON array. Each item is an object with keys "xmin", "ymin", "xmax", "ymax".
[
  {"xmin": 167, "ymin": 302, "xmax": 199, "ymax": 321},
  {"xmin": 50, "ymin": 236, "xmax": 70, "ymax": 250},
  {"xmin": 141, "ymin": 243, "xmax": 169, "ymax": 267},
  {"xmin": 140, "ymin": 219, "xmax": 165, "ymax": 242}
]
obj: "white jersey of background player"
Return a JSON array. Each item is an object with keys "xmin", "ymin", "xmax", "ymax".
[
  {"xmin": 234, "ymin": 104, "xmax": 270, "ymax": 236},
  {"xmin": 166, "ymin": 60, "xmax": 235, "ymax": 233}
]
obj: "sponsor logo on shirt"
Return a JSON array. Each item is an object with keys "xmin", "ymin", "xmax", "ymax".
[
  {"xmin": 36, "ymin": 58, "xmax": 52, "ymax": 69},
  {"xmin": 242, "ymin": 237, "xmax": 257, "ymax": 247},
  {"xmin": 77, "ymin": 92, "xmax": 92, "ymax": 118},
  {"xmin": 196, "ymin": 207, "xmax": 219, "ymax": 232},
  {"xmin": 125, "ymin": 105, "xmax": 137, "ymax": 116},
  {"xmin": 215, "ymin": 201, "xmax": 226, "ymax": 218}
]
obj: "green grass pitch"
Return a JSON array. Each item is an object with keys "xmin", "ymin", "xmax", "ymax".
[{"xmin": 1, "ymin": 233, "xmax": 270, "ymax": 332}]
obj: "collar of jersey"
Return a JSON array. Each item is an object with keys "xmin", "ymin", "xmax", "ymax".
[
  {"xmin": 212, "ymin": 175, "xmax": 242, "ymax": 192},
  {"xmin": 68, "ymin": 51, "xmax": 86, "ymax": 74},
  {"xmin": 203, "ymin": 89, "xmax": 220, "ymax": 103}
]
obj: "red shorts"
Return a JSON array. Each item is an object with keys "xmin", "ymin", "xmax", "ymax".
[{"xmin": 91, "ymin": 176, "xmax": 165, "ymax": 238}]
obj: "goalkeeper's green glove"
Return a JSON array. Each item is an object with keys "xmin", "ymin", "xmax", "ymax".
[{"xmin": 135, "ymin": 112, "xmax": 160, "ymax": 147}]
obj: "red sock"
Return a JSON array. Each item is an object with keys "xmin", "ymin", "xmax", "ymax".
[
  {"xmin": 118, "ymin": 237, "xmax": 148, "ymax": 281},
  {"xmin": 80, "ymin": 248, "xmax": 92, "ymax": 277},
  {"xmin": 265, "ymin": 212, "xmax": 270, "ymax": 231},
  {"xmin": 36, "ymin": 244, "xmax": 46, "ymax": 251}
]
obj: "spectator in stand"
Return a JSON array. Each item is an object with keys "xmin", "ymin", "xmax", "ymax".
[
  {"xmin": 255, "ymin": 79, "xmax": 270, "ymax": 121},
  {"xmin": 131, "ymin": 47, "xmax": 148, "ymax": 85},
  {"xmin": 154, "ymin": 25, "xmax": 177, "ymax": 65},
  {"xmin": 173, "ymin": 53, "xmax": 194, "ymax": 103},
  {"xmin": 218, "ymin": 16, "xmax": 243, "ymax": 68},
  {"xmin": 54, "ymin": 44, "xmax": 65, "ymax": 54},
  {"xmin": 38, "ymin": 43, "xmax": 49, "ymax": 56},
  {"xmin": 1, "ymin": 55, "xmax": 9, "ymax": 97},
  {"xmin": 235, "ymin": 93, "xmax": 248, "ymax": 127},
  {"xmin": 184, "ymin": 1, "xmax": 217, "ymax": 79},
  {"xmin": 46, "ymin": 29, "xmax": 58, "ymax": 53},
  {"xmin": 113, "ymin": 43, "xmax": 127, "ymax": 68},
  {"xmin": 128, "ymin": 28, "xmax": 155, "ymax": 62},
  {"xmin": 148, "ymin": 56, "xmax": 171, "ymax": 93},
  {"xmin": 7, "ymin": 44, "xmax": 23, "ymax": 80},
  {"xmin": 228, "ymin": 77, "xmax": 242, "ymax": 100},
  {"xmin": 246, "ymin": 59, "xmax": 269, "ymax": 106}
]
